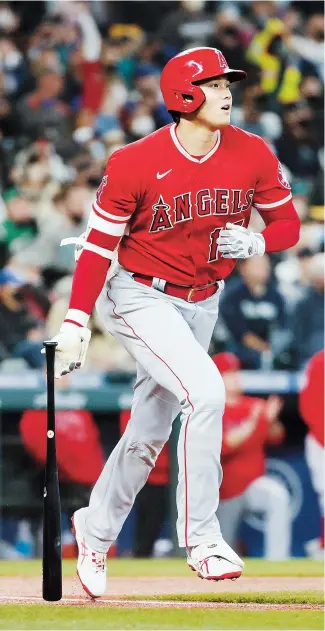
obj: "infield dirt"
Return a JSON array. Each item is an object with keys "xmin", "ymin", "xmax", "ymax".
[{"xmin": 0, "ymin": 574, "xmax": 323, "ymax": 609}]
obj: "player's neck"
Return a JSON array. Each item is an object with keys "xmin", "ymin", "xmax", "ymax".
[{"xmin": 175, "ymin": 119, "xmax": 221, "ymax": 157}]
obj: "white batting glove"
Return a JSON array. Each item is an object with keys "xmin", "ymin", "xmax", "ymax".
[
  {"xmin": 41, "ymin": 322, "xmax": 91, "ymax": 379},
  {"xmin": 217, "ymin": 223, "xmax": 265, "ymax": 259}
]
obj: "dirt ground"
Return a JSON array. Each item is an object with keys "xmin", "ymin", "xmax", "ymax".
[{"xmin": 0, "ymin": 575, "xmax": 323, "ymax": 610}]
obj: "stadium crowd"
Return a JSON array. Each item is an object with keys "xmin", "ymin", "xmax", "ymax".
[{"xmin": 0, "ymin": 0, "xmax": 323, "ymax": 372}]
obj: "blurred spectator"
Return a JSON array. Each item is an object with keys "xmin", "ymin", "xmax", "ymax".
[
  {"xmin": 0, "ymin": 33, "xmax": 26, "ymax": 99},
  {"xmin": 246, "ymin": 16, "xmax": 302, "ymax": 106},
  {"xmin": 214, "ymin": 352, "xmax": 290, "ymax": 559},
  {"xmin": 275, "ymin": 246, "xmax": 316, "ymax": 310},
  {"xmin": 121, "ymin": 63, "xmax": 172, "ymax": 140},
  {"xmin": 10, "ymin": 139, "xmax": 71, "ymax": 200},
  {"xmin": 158, "ymin": 1, "xmax": 215, "ymax": 52},
  {"xmin": 15, "ymin": 68, "xmax": 69, "ymax": 144},
  {"xmin": 0, "ymin": 271, "xmax": 44, "ymax": 368},
  {"xmin": 299, "ymin": 350, "xmax": 324, "ymax": 558},
  {"xmin": 0, "ymin": 191, "xmax": 37, "ymax": 259},
  {"xmin": 275, "ymin": 102, "xmax": 323, "ymax": 181},
  {"xmin": 288, "ymin": 13, "xmax": 324, "ymax": 79},
  {"xmin": 20, "ymin": 400, "xmax": 104, "ymax": 487},
  {"xmin": 207, "ymin": 6, "xmax": 252, "ymax": 76},
  {"xmin": 231, "ymin": 84, "xmax": 282, "ymax": 141},
  {"xmin": 292, "ymin": 253, "xmax": 324, "ymax": 367},
  {"xmin": 10, "ymin": 183, "xmax": 90, "ymax": 282},
  {"xmin": 219, "ymin": 256, "xmax": 289, "ymax": 369}
]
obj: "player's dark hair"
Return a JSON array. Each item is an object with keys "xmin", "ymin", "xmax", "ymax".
[{"xmin": 170, "ymin": 111, "xmax": 180, "ymax": 124}]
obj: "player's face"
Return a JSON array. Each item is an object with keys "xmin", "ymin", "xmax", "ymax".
[{"xmin": 195, "ymin": 77, "xmax": 232, "ymax": 130}]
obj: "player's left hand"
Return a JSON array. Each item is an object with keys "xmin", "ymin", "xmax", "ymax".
[{"xmin": 217, "ymin": 223, "xmax": 265, "ymax": 258}]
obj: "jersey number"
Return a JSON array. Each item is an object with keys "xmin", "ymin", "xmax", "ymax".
[{"xmin": 208, "ymin": 219, "xmax": 244, "ymax": 263}]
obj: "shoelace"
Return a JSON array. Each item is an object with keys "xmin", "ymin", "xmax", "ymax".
[{"xmin": 92, "ymin": 551, "xmax": 106, "ymax": 573}]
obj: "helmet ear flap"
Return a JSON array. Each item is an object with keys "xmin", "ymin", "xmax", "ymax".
[
  {"xmin": 172, "ymin": 90, "xmax": 194, "ymax": 104},
  {"xmin": 170, "ymin": 85, "xmax": 205, "ymax": 115}
]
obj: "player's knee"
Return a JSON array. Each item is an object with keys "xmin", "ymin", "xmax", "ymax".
[
  {"xmin": 127, "ymin": 440, "xmax": 163, "ymax": 468},
  {"xmin": 187, "ymin": 372, "xmax": 225, "ymax": 412}
]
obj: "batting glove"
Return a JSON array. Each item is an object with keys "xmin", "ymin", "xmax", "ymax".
[
  {"xmin": 217, "ymin": 223, "xmax": 265, "ymax": 259},
  {"xmin": 41, "ymin": 322, "xmax": 91, "ymax": 379}
]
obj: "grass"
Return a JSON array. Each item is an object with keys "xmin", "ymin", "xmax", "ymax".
[
  {"xmin": 0, "ymin": 557, "xmax": 323, "ymax": 577},
  {"xmin": 0, "ymin": 558, "xmax": 323, "ymax": 629},
  {"xmin": 0, "ymin": 605, "xmax": 323, "ymax": 630},
  {"xmin": 127, "ymin": 590, "xmax": 324, "ymax": 605}
]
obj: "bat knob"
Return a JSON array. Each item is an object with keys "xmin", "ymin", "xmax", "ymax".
[{"xmin": 43, "ymin": 341, "xmax": 58, "ymax": 348}]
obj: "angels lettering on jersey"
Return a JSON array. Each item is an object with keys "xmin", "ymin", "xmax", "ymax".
[{"xmin": 149, "ymin": 189, "xmax": 254, "ymax": 233}]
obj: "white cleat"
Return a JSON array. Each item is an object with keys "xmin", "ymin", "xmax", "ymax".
[
  {"xmin": 187, "ymin": 540, "xmax": 244, "ymax": 582},
  {"xmin": 71, "ymin": 509, "xmax": 107, "ymax": 598}
]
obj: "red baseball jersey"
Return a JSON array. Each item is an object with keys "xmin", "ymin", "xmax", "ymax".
[
  {"xmin": 299, "ymin": 350, "xmax": 324, "ymax": 446},
  {"xmin": 220, "ymin": 396, "xmax": 282, "ymax": 500},
  {"xmin": 90, "ymin": 123, "xmax": 292, "ymax": 286}
]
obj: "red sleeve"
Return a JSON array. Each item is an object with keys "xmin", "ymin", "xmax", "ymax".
[
  {"xmin": 66, "ymin": 149, "xmax": 139, "ymax": 319},
  {"xmin": 253, "ymin": 139, "xmax": 293, "ymax": 210},
  {"xmin": 94, "ymin": 148, "xmax": 140, "ymax": 220},
  {"xmin": 258, "ymin": 200, "xmax": 300, "ymax": 252},
  {"xmin": 251, "ymin": 139, "xmax": 300, "ymax": 252},
  {"xmin": 68, "ymin": 245, "xmax": 111, "ymax": 316}
]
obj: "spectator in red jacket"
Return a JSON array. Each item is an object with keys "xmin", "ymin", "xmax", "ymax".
[
  {"xmin": 214, "ymin": 352, "xmax": 291, "ymax": 559},
  {"xmin": 120, "ymin": 410, "xmax": 170, "ymax": 557},
  {"xmin": 299, "ymin": 349, "xmax": 324, "ymax": 553},
  {"xmin": 20, "ymin": 407, "xmax": 104, "ymax": 487}
]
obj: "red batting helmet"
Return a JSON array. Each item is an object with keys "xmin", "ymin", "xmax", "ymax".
[
  {"xmin": 212, "ymin": 352, "xmax": 241, "ymax": 374},
  {"xmin": 160, "ymin": 47, "xmax": 246, "ymax": 114}
]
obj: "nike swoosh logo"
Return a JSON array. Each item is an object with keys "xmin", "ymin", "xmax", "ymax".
[{"xmin": 157, "ymin": 169, "xmax": 172, "ymax": 179}]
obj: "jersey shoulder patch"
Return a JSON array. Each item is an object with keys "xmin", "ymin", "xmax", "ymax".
[
  {"xmin": 96, "ymin": 175, "xmax": 108, "ymax": 204},
  {"xmin": 277, "ymin": 162, "xmax": 291, "ymax": 189}
]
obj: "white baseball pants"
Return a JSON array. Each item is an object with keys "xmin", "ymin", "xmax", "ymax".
[{"xmin": 77, "ymin": 263, "xmax": 226, "ymax": 552}]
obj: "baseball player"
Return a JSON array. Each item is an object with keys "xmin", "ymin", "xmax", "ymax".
[
  {"xmin": 214, "ymin": 353, "xmax": 291, "ymax": 560},
  {"xmin": 46, "ymin": 48, "xmax": 300, "ymax": 597}
]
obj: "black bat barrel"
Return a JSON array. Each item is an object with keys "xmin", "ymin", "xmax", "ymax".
[{"xmin": 42, "ymin": 341, "xmax": 62, "ymax": 602}]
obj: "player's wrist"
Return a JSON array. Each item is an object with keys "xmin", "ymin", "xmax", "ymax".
[
  {"xmin": 253, "ymin": 233, "xmax": 265, "ymax": 256},
  {"xmin": 63, "ymin": 309, "xmax": 90, "ymax": 329}
]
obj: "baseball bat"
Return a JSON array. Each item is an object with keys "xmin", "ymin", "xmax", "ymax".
[{"xmin": 42, "ymin": 341, "xmax": 62, "ymax": 602}]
